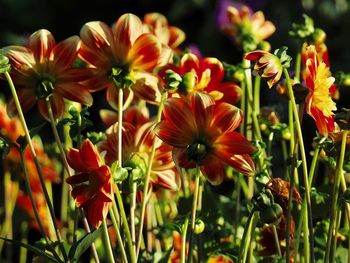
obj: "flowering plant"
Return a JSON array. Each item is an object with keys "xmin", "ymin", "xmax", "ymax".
[{"xmin": 1, "ymin": 2, "xmax": 350, "ymax": 263}]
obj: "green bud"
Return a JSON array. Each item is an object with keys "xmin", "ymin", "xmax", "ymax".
[
  {"xmin": 194, "ymin": 219, "xmax": 205, "ymax": 234},
  {"xmin": 0, "ymin": 53, "xmax": 11, "ymax": 74},
  {"xmin": 259, "ymin": 203, "xmax": 283, "ymax": 225},
  {"xmin": 111, "ymin": 161, "xmax": 129, "ymax": 183}
]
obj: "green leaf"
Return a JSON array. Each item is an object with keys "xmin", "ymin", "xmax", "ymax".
[
  {"xmin": 111, "ymin": 161, "xmax": 129, "ymax": 183},
  {"xmin": 0, "ymin": 237, "xmax": 61, "ymax": 263},
  {"xmin": 68, "ymin": 227, "xmax": 103, "ymax": 262}
]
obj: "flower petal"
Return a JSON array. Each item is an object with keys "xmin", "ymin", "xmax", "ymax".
[
  {"xmin": 172, "ymin": 147, "xmax": 196, "ymax": 169},
  {"xmin": 168, "ymin": 26, "xmax": 185, "ymax": 49},
  {"xmin": 5, "ymin": 46, "xmax": 35, "ymax": 69},
  {"xmin": 66, "ymin": 172, "xmax": 89, "ymax": 184},
  {"xmin": 113, "ymin": 13, "xmax": 143, "ymax": 61},
  {"xmin": 190, "ymin": 92, "xmax": 215, "ymax": 130},
  {"xmin": 56, "ymin": 82, "xmax": 93, "ymax": 106},
  {"xmin": 200, "ymin": 155, "xmax": 226, "ymax": 185},
  {"xmin": 131, "ymin": 72, "xmax": 161, "ymax": 104},
  {"xmin": 80, "ymin": 139, "xmax": 103, "ymax": 169},
  {"xmin": 217, "ymin": 153, "xmax": 255, "ymax": 177},
  {"xmin": 85, "ymin": 196, "xmax": 110, "ymax": 228},
  {"xmin": 214, "ymin": 132, "xmax": 256, "ymax": 155},
  {"xmin": 128, "ymin": 33, "xmax": 161, "ymax": 71},
  {"xmin": 57, "ymin": 68, "xmax": 93, "ymax": 82},
  {"xmin": 7, "ymin": 89, "xmax": 36, "ymax": 117},
  {"xmin": 71, "ymin": 185, "xmax": 91, "ymax": 207},
  {"xmin": 180, "ymin": 53, "xmax": 199, "ymax": 74},
  {"xmin": 100, "ymin": 109, "xmax": 118, "ymax": 127},
  {"xmin": 28, "ymin": 29, "xmax": 56, "ymax": 63},
  {"xmin": 154, "ymin": 122, "xmax": 191, "ymax": 147},
  {"xmin": 37, "ymin": 94, "xmax": 65, "ymax": 120},
  {"xmin": 200, "ymin": 57, "xmax": 224, "ymax": 84},
  {"xmin": 67, "ymin": 148, "xmax": 88, "ymax": 172},
  {"xmin": 50, "ymin": 36, "xmax": 80, "ymax": 68},
  {"xmin": 211, "ymin": 102, "xmax": 243, "ymax": 133}
]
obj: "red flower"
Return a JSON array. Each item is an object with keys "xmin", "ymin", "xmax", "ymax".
[
  {"xmin": 79, "ymin": 13, "xmax": 167, "ymax": 104},
  {"xmin": 4, "ymin": 29, "xmax": 93, "ymax": 119},
  {"xmin": 66, "ymin": 139, "xmax": 113, "ymax": 228},
  {"xmin": 303, "ymin": 45, "xmax": 337, "ymax": 137},
  {"xmin": 160, "ymin": 53, "xmax": 241, "ymax": 104},
  {"xmin": 245, "ymin": 50, "xmax": 283, "ymax": 88},
  {"xmin": 99, "ymin": 121, "xmax": 179, "ymax": 191},
  {"xmin": 155, "ymin": 93, "xmax": 255, "ymax": 185}
]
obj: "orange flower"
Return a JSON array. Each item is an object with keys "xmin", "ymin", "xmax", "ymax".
[
  {"xmin": 222, "ymin": 5, "xmax": 275, "ymax": 51},
  {"xmin": 79, "ymin": 13, "xmax": 167, "ymax": 104},
  {"xmin": 155, "ymin": 93, "xmax": 255, "ymax": 185},
  {"xmin": 207, "ymin": 254, "xmax": 234, "ymax": 263},
  {"xmin": 160, "ymin": 53, "xmax": 241, "ymax": 104},
  {"xmin": 303, "ymin": 45, "xmax": 337, "ymax": 137},
  {"xmin": 99, "ymin": 121, "xmax": 179, "ymax": 191},
  {"xmin": 245, "ymin": 50, "xmax": 283, "ymax": 88},
  {"xmin": 4, "ymin": 29, "xmax": 93, "ymax": 119},
  {"xmin": 143, "ymin": 12, "xmax": 185, "ymax": 52},
  {"xmin": 66, "ymin": 139, "xmax": 113, "ymax": 228}
]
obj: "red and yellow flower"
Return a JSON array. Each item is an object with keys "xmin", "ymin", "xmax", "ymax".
[
  {"xmin": 66, "ymin": 139, "xmax": 113, "ymax": 228},
  {"xmin": 160, "ymin": 53, "xmax": 241, "ymax": 104},
  {"xmin": 79, "ymin": 13, "xmax": 168, "ymax": 104},
  {"xmin": 155, "ymin": 92, "xmax": 255, "ymax": 185},
  {"xmin": 99, "ymin": 121, "xmax": 179, "ymax": 191},
  {"xmin": 222, "ymin": 5, "xmax": 275, "ymax": 51},
  {"xmin": 303, "ymin": 45, "xmax": 337, "ymax": 137},
  {"xmin": 245, "ymin": 50, "xmax": 283, "ymax": 88},
  {"xmin": 4, "ymin": 29, "xmax": 93, "ymax": 119}
]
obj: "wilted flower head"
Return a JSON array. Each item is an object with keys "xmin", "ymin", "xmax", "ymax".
[
  {"xmin": 160, "ymin": 53, "xmax": 241, "ymax": 104},
  {"xmin": 221, "ymin": 5, "xmax": 275, "ymax": 51},
  {"xmin": 303, "ymin": 45, "xmax": 337, "ymax": 137},
  {"xmin": 155, "ymin": 92, "xmax": 256, "ymax": 185},
  {"xmin": 4, "ymin": 29, "xmax": 93, "ymax": 119},
  {"xmin": 79, "ymin": 13, "xmax": 167, "ymax": 104},
  {"xmin": 66, "ymin": 139, "xmax": 113, "ymax": 228}
]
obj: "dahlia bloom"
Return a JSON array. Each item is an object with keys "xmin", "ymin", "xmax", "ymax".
[
  {"xmin": 245, "ymin": 50, "xmax": 283, "ymax": 88},
  {"xmin": 221, "ymin": 5, "xmax": 275, "ymax": 51},
  {"xmin": 99, "ymin": 121, "xmax": 179, "ymax": 191},
  {"xmin": 143, "ymin": 12, "xmax": 185, "ymax": 52},
  {"xmin": 66, "ymin": 139, "xmax": 113, "ymax": 228},
  {"xmin": 79, "ymin": 13, "xmax": 167, "ymax": 104},
  {"xmin": 303, "ymin": 45, "xmax": 337, "ymax": 137},
  {"xmin": 155, "ymin": 92, "xmax": 256, "ymax": 185},
  {"xmin": 160, "ymin": 53, "xmax": 241, "ymax": 104},
  {"xmin": 4, "ymin": 29, "xmax": 93, "ymax": 119}
]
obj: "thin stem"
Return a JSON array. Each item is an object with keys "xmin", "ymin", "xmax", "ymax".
[
  {"xmin": 109, "ymin": 207, "xmax": 128, "ymax": 263},
  {"xmin": 181, "ymin": 218, "xmax": 189, "ymax": 263},
  {"xmin": 253, "ymin": 75, "xmax": 261, "ymax": 116},
  {"xmin": 238, "ymin": 211, "xmax": 257, "ymax": 263},
  {"xmin": 130, "ymin": 181, "xmax": 137, "ymax": 257},
  {"xmin": 136, "ymin": 91, "xmax": 167, "ymax": 259},
  {"xmin": 294, "ymin": 50, "xmax": 302, "ymax": 83},
  {"xmin": 102, "ymin": 220, "xmax": 115, "ymax": 263},
  {"xmin": 284, "ymin": 68, "xmax": 314, "ymax": 263},
  {"xmin": 325, "ymin": 130, "xmax": 349, "ymax": 262},
  {"xmin": 118, "ymin": 87, "xmax": 123, "ymax": 165},
  {"xmin": 81, "ymin": 213, "xmax": 100, "ymax": 263},
  {"xmin": 4, "ymin": 72, "xmax": 67, "ymax": 261},
  {"xmin": 272, "ymin": 225, "xmax": 282, "ymax": 256},
  {"xmin": 114, "ymin": 186, "xmax": 136, "ymax": 263},
  {"xmin": 19, "ymin": 149, "xmax": 62, "ymax": 262},
  {"xmin": 187, "ymin": 170, "xmax": 201, "ymax": 263}
]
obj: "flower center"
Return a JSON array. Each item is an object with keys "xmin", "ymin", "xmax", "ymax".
[
  {"xmin": 36, "ymin": 79, "xmax": 54, "ymax": 99},
  {"xmin": 110, "ymin": 65, "xmax": 134, "ymax": 89},
  {"xmin": 187, "ymin": 141, "xmax": 211, "ymax": 164}
]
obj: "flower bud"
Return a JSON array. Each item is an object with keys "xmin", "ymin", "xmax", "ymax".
[
  {"xmin": 194, "ymin": 219, "xmax": 205, "ymax": 234},
  {"xmin": 0, "ymin": 53, "xmax": 11, "ymax": 74},
  {"xmin": 259, "ymin": 203, "xmax": 283, "ymax": 225}
]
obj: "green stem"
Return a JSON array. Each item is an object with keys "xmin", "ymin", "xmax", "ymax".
[
  {"xmin": 117, "ymin": 87, "xmax": 123, "ymax": 166},
  {"xmin": 114, "ymin": 185, "xmax": 136, "ymax": 263},
  {"xmin": 181, "ymin": 218, "xmax": 189, "ymax": 263},
  {"xmin": 19, "ymin": 222, "xmax": 28, "ymax": 263},
  {"xmin": 294, "ymin": 50, "xmax": 302, "ymax": 83},
  {"xmin": 284, "ymin": 68, "xmax": 314, "ymax": 263},
  {"xmin": 19, "ymin": 149, "xmax": 62, "ymax": 262},
  {"xmin": 102, "ymin": 220, "xmax": 115, "ymax": 263},
  {"xmin": 272, "ymin": 225, "xmax": 282, "ymax": 256},
  {"xmin": 109, "ymin": 207, "xmax": 128, "ymax": 263},
  {"xmin": 187, "ymin": 170, "xmax": 201, "ymax": 263},
  {"xmin": 325, "ymin": 130, "xmax": 349, "ymax": 262},
  {"xmin": 4, "ymin": 72, "xmax": 67, "ymax": 261},
  {"xmin": 238, "ymin": 211, "xmax": 257, "ymax": 263},
  {"xmin": 253, "ymin": 75, "xmax": 261, "ymax": 116},
  {"xmin": 130, "ymin": 181, "xmax": 137, "ymax": 257},
  {"xmin": 136, "ymin": 91, "xmax": 167, "ymax": 259}
]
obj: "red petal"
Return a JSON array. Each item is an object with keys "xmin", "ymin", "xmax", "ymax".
[
  {"xmin": 66, "ymin": 172, "xmax": 89, "ymax": 184},
  {"xmin": 190, "ymin": 92, "xmax": 215, "ymax": 130},
  {"xmin": 128, "ymin": 33, "xmax": 161, "ymax": 71},
  {"xmin": 80, "ymin": 139, "xmax": 103, "ymax": 169},
  {"xmin": 200, "ymin": 155, "xmax": 226, "ymax": 185},
  {"xmin": 218, "ymin": 153, "xmax": 255, "ymax": 176},
  {"xmin": 28, "ymin": 29, "xmax": 56, "ymax": 63},
  {"xmin": 85, "ymin": 196, "xmax": 111, "ymax": 228},
  {"xmin": 5, "ymin": 46, "xmax": 35, "ymax": 68},
  {"xmin": 80, "ymin": 21, "xmax": 114, "ymax": 52},
  {"xmin": 244, "ymin": 50, "xmax": 267, "ymax": 61},
  {"xmin": 168, "ymin": 26, "xmax": 185, "ymax": 49},
  {"xmin": 7, "ymin": 89, "xmax": 36, "ymax": 117},
  {"xmin": 214, "ymin": 82, "xmax": 241, "ymax": 104},
  {"xmin": 37, "ymin": 94, "xmax": 65, "ymax": 120},
  {"xmin": 100, "ymin": 109, "xmax": 117, "ymax": 127},
  {"xmin": 55, "ymin": 82, "xmax": 93, "ymax": 106},
  {"xmin": 79, "ymin": 42, "xmax": 113, "ymax": 69},
  {"xmin": 71, "ymin": 185, "xmax": 91, "ymax": 207},
  {"xmin": 155, "ymin": 122, "xmax": 191, "ymax": 148},
  {"xmin": 57, "ymin": 68, "xmax": 93, "ymax": 82},
  {"xmin": 112, "ymin": 13, "xmax": 143, "ymax": 61},
  {"xmin": 211, "ymin": 102, "xmax": 243, "ymax": 133},
  {"xmin": 50, "ymin": 36, "xmax": 79, "ymax": 68},
  {"xmin": 214, "ymin": 132, "xmax": 256, "ymax": 155},
  {"xmin": 200, "ymin": 57, "xmax": 224, "ymax": 84},
  {"xmin": 172, "ymin": 147, "xmax": 196, "ymax": 169},
  {"xmin": 131, "ymin": 72, "xmax": 161, "ymax": 104},
  {"xmin": 67, "ymin": 148, "xmax": 88, "ymax": 172},
  {"xmin": 180, "ymin": 53, "xmax": 199, "ymax": 74}
]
